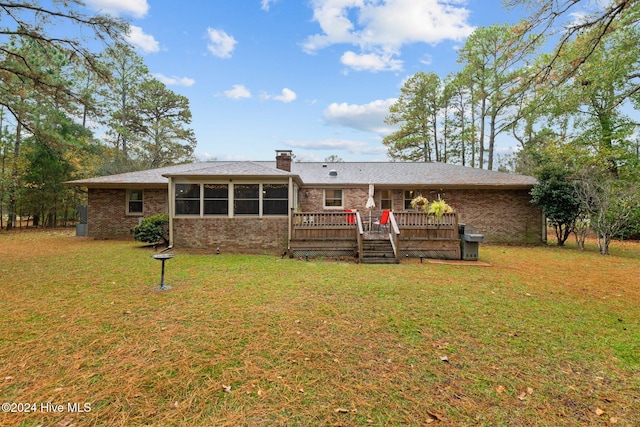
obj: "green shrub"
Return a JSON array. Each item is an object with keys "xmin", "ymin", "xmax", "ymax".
[{"xmin": 133, "ymin": 214, "xmax": 169, "ymax": 245}]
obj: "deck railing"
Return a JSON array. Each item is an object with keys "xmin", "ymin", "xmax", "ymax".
[
  {"xmin": 291, "ymin": 211, "xmax": 357, "ymax": 234},
  {"xmin": 394, "ymin": 211, "xmax": 457, "ymax": 228},
  {"xmin": 393, "ymin": 212, "xmax": 458, "ymax": 240},
  {"xmin": 289, "ymin": 210, "xmax": 460, "ymax": 259}
]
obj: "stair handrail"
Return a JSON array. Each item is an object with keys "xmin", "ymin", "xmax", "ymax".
[
  {"xmin": 356, "ymin": 211, "xmax": 364, "ymax": 263},
  {"xmin": 388, "ymin": 211, "xmax": 400, "ymax": 262}
]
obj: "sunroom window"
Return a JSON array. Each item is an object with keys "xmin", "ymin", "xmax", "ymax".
[
  {"xmin": 234, "ymin": 184, "xmax": 260, "ymax": 215},
  {"xmin": 204, "ymin": 184, "xmax": 228, "ymax": 215},
  {"xmin": 174, "ymin": 182, "xmax": 289, "ymax": 217},
  {"xmin": 175, "ymin": 183, "xmax": 200, "ymax": 215},
  {"xmin": 263, "ymin": 184, "xmax": 288, "ymax": 215}
]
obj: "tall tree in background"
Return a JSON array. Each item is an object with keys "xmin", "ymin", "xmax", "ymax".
[
  {"xmin": 1, "ymin": 37, "xmax": 67, "ymax": 230},
  {"xmin": 457, "ymin": 23, "xmax": 539, "ymax": 170},
  {"xmin": 0, "ymin": 1, "xmax": 126, "ymax": 130},
  {"xmin": 22, "ymin": 112, "xmax": 96, "ymax": 227},
  {"xmin": 542, "ymin": 26, "xmax": 640, "ymax": 178},
  {"xmin": 384, "ymin": 72, "xmax": 443, "ymax": 162},
  {"xmin": 132, "ymin": 78, "xmax": 197, "ymax": 168},
  {"xmin": 324, "ymin": 155, "xmax": 344, "ymax": 162},
  {"xmin": 100, "ymin": 43, "xmax": 150, "ymax": 163},
  {"xmin": 0, "ymin": 1, "xmax": 126, "ymax": 230},
  {"xmin": 443, "ymin": 74, "xmax": 475, "ymax": 166}
]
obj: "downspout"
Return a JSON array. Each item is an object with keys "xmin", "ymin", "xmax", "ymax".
[{"xmin": 167, "ymin": 177, "xmax": 174, "ymax": 247}]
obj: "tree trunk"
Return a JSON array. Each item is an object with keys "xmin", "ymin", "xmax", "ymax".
[
  {"xmin": 488, "ymin": 113, "xmax": 497, "ymax": 170},
  {"xmin": 479, "ymin": 95, "xmax": 486, "ymax": 169},
  {"xmin": 600, "ymin": 234, "xmax": 611, "ymax": 255},
  {"xmin": 7, "ymin": 121, "xmax": 22, "ymax": 231}
]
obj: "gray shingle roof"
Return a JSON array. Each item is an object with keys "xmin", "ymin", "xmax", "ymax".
[
  {"xmin": 164, "ymin": 161, "xmax": 295, "ymax": 178},
  {"xmin": 67, "ymin": 160, "xmax": 536, "ymax": 188},
  {"xmin": 287, "ymin": 162, "xmax": 536, "ymax": 188}
]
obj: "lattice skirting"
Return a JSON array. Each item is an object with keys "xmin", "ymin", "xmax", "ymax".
[
  {"xmin": 290, "ymin": 249, "xmax": 357, "ymax": 258},
  {"xmin": 400, "ymin": 250, "xmax": 460, "ymax": 260}
]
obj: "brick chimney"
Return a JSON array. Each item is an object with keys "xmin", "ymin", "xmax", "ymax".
[{"xmin": 275, "ymin": 150, "xmax": 293, "ymax": 172}]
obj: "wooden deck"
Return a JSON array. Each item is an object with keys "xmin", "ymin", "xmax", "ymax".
[{"xmin": 289, "ymin": 211, "xmax": 461, "ymax": 261}]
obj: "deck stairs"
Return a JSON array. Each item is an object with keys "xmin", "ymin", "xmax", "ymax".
[{"xmin": 360, "ymin": 238, "xmax": 398, "ymax": 264}]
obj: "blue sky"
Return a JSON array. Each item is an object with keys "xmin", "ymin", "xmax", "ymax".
[{"xmin": 83, "ymin": 0, "xmax": 527, "ymax": 162}]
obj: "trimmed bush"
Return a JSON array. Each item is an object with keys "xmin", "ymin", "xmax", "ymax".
[{"xmin": 133, "ymin": 214, "xmax": 169, "ymax": 245}]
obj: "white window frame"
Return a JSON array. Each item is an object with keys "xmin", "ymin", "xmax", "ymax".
[
  {"xmin": 126, "ymin": 189, "xmax": 144, "ymax": 215},
  {"xmin": 380, "ymin": 189, "xmax": 392, "ymax": 210},
  {"xmin": 323, "ymin": 189, "xmax": 344, "ymax": 209}
]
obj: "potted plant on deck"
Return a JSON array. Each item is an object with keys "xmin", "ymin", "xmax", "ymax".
[
  {"xmin": 410, "ymin": 195, "xmax": 429, "ymax": 212},
  {"xmin": 428, "ymin": 199, "xmax": 453, "ymax": 220}
]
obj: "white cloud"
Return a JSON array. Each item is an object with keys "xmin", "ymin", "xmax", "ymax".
[
  {"xmin": 261, "ymin": 0, "xmax": 278, "ymax": 11},
  {"xmin": 261, "ymin": 88, "xmax": 298, "ymax": 103},
  {"xmin": 207, "ymin": 28, "xmax": 237, "ymax": 58},
  {"xmin": 125, "ymin": 25, "xmax": 159, "ymax": 53},
  {"xmin": 154, "ymin": 73, "xmax": 195, "ymax": 87},
  {"xmin": 324, "ymin": 99, "xmax": 397, "ymax": 135},
  {"xmin": 274, "ymin": 88, "xmax": 297, "ymax": 103},
  {"xmin": 84, "ymin": 0, "xmax": 149, "ymax": 18},
  {"xmin": 223, "ymin": 84, "xmax": 252, "ymax": 100},
  {"xmin": 285, "ymin": 139, "xmax": 387, "ymax": 156},
  {"xmin": 303, "ymin": 0, "xmax": 474, "ymax": 71},
  {"xmin": 341, "ymin": 50, "xmax": 402, "ymax": 72}
]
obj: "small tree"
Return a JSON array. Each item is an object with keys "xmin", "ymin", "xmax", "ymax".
[
  {"xmin": 573, "ymin": 213, "xmax": 590, "ymax": 251},
  {"xmin": 530, "ymin": 164, "xmax": 582, "ymax": 246},
  {"xmin": 133, "ymin": 214, "xmax": 169, "ymax": 246},
  {"xmin": 573, "ymin": 171, "xmax": 640, "ymax": 255}
]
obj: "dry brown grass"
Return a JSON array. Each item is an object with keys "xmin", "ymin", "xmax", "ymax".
[{"xmin": 0, "ymin": 229, "xmax": 638, "ymax": 426}]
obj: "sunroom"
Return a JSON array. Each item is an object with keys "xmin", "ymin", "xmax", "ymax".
[{"xmin": 163, "ymin": 162, "xmax": 301, "ymax": 252}]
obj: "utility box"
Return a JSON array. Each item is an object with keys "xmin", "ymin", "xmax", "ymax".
[
  {"xmin": 459, "ymin": 224, "xmax": 484, "ymax": 261},
  {"xmin": 76, "ymin": 205, "xmax": 88, "ymax": 236}
]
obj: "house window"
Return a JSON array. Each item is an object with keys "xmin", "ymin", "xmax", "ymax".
[
  {"xmin": 380, "ymin": 190, "xmax": 392, "ymax": 210},
  {"xmin": 404, "ymin": 190, "xmax": 417, "ymax": 209},
  {"xmin": 175, "ymin": 183, "xmax": 200, "ymax": 215},
  {"xmin": 263, "ymin": 184, "xmax": 288, "ymax": 215},
  {"xmin": 324, "ymin": 189, "xmax": 343, "ymax": 208},
  {"xmin": 234, "ymin": 184, "xmax": 259, "ymax": 215},
  {"xmin": 127, "ymin": 189, "xmax": 143, "ymax": 214},
  {"xmin": 204, "ymin": 184, "xmax": 228, "ymax": 215}
]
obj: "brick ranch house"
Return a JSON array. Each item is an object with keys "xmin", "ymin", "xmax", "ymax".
[{"xmin": 67, "ymin": 150, "xmax": 544, "ymax": 256}]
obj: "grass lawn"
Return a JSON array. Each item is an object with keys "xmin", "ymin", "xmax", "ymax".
[{"xmin": 0, "ymin": 230, "xmax": 639, "ymax": 426}]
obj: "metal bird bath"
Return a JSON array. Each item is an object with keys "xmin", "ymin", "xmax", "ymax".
[{"xmin": 152, "ymin": 253, "xmax": 175, "ymax": 290}]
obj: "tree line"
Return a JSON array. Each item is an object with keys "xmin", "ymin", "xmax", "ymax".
[
  {"xmin": 384, "ymin": 0, "xmax": 640, "ymax": 253},
  {"xmin": 0, "ymin": 1, "xmax": 196, "ymax": 230}
]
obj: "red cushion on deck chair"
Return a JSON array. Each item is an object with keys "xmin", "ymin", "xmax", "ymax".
[{"xmin": 380, "ymin": 209, "xmax": 390, "ymax": 225}]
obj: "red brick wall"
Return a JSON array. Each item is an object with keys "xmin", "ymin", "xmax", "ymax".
[
  {"xmin": 88, "ymin": 188, "xmax": 167, "ymax": 239},
  {"xmin": 89, "ymin": 185, "xmax": 541, "ymax": 245},
  {"xmin": 173, "ymin": 217, "xmax": 288, "ymax": 254},
  {"xmin": 298, "ymin": 187, "xmax": 542, "ymax": 243},
  {"xmin": 448, "ymin": 189, "xmax": 542, "ymax": 243},
  {"xmin": 298, "ymin": 188, "xmax": 369, "ymax": 212}
]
